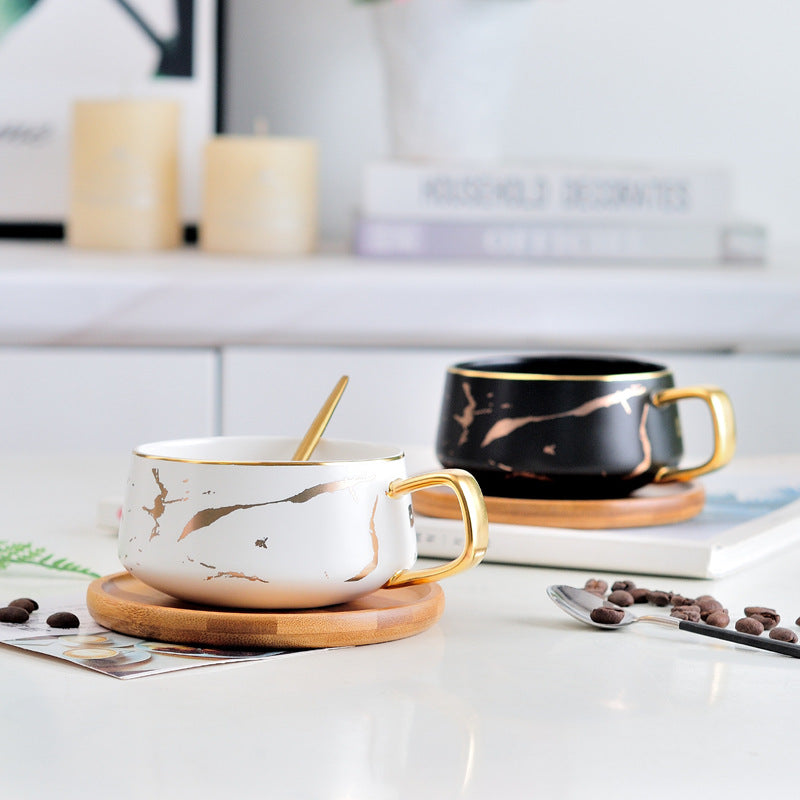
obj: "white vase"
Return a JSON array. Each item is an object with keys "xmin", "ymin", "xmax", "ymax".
[{"xmin": 372, "ymin": 0, "xmax": 535, "ymax": 161}]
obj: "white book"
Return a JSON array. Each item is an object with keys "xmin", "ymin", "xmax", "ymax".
[
  {"xmin": 362, "ymin": 160, "xmax": 733, "ymax": 222},
  {"xmin": 353, "ymin": 216, "xmax": 766, "ymax": 264},
  {"xmin": 406, "ymin": 449, "xmax": 800, "ymax": 579}
]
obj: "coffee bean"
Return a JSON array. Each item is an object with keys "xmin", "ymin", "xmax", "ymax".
[
  {"xmin": 745, "ymin": 605, "xmax": 777, "ymax": 616},
  {"xmin": 671, "ymin": 605, "xmax": 701, "ymax": 622},
  {"xmin": 611, "ymin": 580, "xmax": 636, "ymax": 592},
  {"xmin": 9, "ymin": 598, "xmax": 38, "ymax": 613},
  {"xmin": 590, "ymin": 607, "xmax": 625, "ymax": 625},
  {"xmin": 748, "ymin": 613, "xmax": 778, "ymax": 631},
  {"xmin": 745, "ymin": 606, "xmax": 780, "ymax": 625},
  {"xmin": 46, "ymin": 612, "xmax": 80, "ymax": 629},
  {"xmin": 699, "ymin": 603, "xmax": 724, "ymax": 622},
  {"xmin": 646, "ymin": 591, "xmax": 671, "ymax": 607},
  {"xmin": 630, "ymin": 588, "xmax": 650, "ymax": 603},
  {"xmin": 696, "ymin": 597, "xmax": 723, "ymax": 615},
  {"xmin": 607, "ymin": 590, "xmax": 634, "ymax": 607},
  {"xmin": 584, "ymin": 579, "xmax": 608, "ymax": 596},
  {"xmin": 0, "ymin": 606, "xmax": 29, "ymax": 623},
  {"xmin": 768, "ymin": 627, "xmax": 798, "ymax": 643},
  {"xmin": 695, "ymin": 594, "xmax": 716, "ymax": 605},
  {"xmin": 705, "ymin": 610, "xmax": 730, "ymax": 628},
  {"xmin": 670, "ymin": 595, "xmax": 695, "ymax": 608},
  {"xmin": 735, "ymin": 617, "xmax": 764, "ymax": 635}
]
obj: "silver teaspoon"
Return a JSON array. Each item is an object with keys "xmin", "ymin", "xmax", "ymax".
[{"xmin": 547, "ymin": 584, "xmax": 800, "ymax": 659}]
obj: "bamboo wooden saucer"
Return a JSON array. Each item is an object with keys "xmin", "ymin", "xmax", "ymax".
[
  {"xmin": 412, "ymin": 481, "xmax": 705, "ymax": 530},
  {"xmin": 86, "ymin": 572, "xmax": 444, "ymax": 649}
]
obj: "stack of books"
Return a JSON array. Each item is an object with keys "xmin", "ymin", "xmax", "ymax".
[{"xmin": 352, "ymin": 160, "xmax": 767, "ymax": 264}]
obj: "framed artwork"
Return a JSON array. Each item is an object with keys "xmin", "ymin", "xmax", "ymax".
[{"xmin": 0, "ymin": 0, "xmax": 225, "ymax": 239}]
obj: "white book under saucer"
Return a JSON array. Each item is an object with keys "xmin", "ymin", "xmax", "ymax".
[{"xmin": 406, "ymin": 448, "xmax": 800, "ymax": 580}]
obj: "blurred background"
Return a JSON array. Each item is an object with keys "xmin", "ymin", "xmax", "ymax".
[
  {"xmin": 2, "ymin": 0, "xmax": 799, "ymax": 460},
  {"xmin": 224, "ymin": 0, "xmax": 800, "ymax": 251}
]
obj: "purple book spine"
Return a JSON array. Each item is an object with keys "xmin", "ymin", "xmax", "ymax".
[{"xmin": 353, "ymin": 218, "xmax": 765, "ymax": 263}]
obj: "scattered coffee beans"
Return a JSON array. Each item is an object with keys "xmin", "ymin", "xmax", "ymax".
[
  {"xmin": 607, "ymin": 589, "xmax": 634, "ymax": 607},
  {"xmin": 735, "ymin": 617, "xmax": 764, "ymax": 635},
  {"xmin": 769, "ymin": 627, "xmax": 798, "ymax": 643},
  {"xmin": 0, "ymin": 596, "xmax": 83, "ymax": 630},
  {"xmin": 581, "ymin": 577, "xmax": 800, "ymax": 643},
  {"xmin": 9, "ymin": 598, "xmax": 38, "ymax": 613},
  {"xmin": 584, "ymin": 579, "xmax": 608, "ymax": 596},
  {"xmin": 590, "ymin": 606, "xmax": 625, "ymax": 625},
  {"xmin": 0, "ymin": 605, "xmax": 29, "ymax": 623},
  {"xmin": 46, "ymin": 611, "xmax": 80, "ymax": 629}
]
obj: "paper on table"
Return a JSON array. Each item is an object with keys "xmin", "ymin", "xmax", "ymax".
[{"xmin": 0, "ymin": 592, "xmax": 316, "ymax": 679}]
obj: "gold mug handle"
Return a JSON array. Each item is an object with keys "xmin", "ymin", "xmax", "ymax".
[
  {"xmin": 651, "ymin": 385, "xmax": 736, "ymax": 483},
  {"xmin": 385, "ymin": 469, "xmax": 489, "ymax": 587}
]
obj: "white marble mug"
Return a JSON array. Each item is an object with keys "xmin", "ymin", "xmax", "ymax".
[{"xmin": 119, "ymin": 436, "xmax": 488, "ymax": 609}]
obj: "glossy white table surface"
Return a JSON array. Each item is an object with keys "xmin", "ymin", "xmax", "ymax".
[{"xmin": 2, "ymin": 454, "xmax": 800, "ymax": 800}]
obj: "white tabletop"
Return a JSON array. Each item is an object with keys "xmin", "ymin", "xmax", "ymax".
[{"xmin": 2, "ymin": 454, "xmax": 800, "ymax": 799}]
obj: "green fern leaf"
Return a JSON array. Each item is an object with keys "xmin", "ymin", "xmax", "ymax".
[{"xmin": 0, "ymin": 540, "xmax": 100, "ymax": 578}]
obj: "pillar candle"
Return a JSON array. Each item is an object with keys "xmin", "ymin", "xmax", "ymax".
[
  {"xmin": 67, "ymin": 99, "xmax": 181, "ymax": 250},
  {"xmin": 200, "ymin": 135, "xmax": 318, "ymax": 256}
]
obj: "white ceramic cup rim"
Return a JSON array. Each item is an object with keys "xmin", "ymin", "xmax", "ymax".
[{"xmin": 132, "ymin": 436, "xmax": 405, "ymax": 466}]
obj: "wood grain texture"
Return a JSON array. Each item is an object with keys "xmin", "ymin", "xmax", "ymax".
[
  {"xmin": 412, "ymin": 482, "xmax": 705, "ymax": 529},
  {"xmin": 86, "ymin": 572, "xmax": 444, "ymax": 648}
]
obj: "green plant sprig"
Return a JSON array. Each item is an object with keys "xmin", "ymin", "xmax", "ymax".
[{"xmin": 0, "ymin": 540, "xmax": 100, "ymax": 578}]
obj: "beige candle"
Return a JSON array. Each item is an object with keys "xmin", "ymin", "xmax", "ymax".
[
  {"xmin": 200, "ymin": 135, "xmax": 318, "ymax": 256},
  {"xmin": 67, "ymin": 99, "xmax": 181, "ymax": 250}
]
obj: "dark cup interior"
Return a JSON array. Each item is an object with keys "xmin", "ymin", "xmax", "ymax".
[
  {"xmin": 452, "ymin": 355, "xmax": 668, "ymax": 378},
  {"xmin": 436, "ymin": 354, "xmax": 680, "ymax": 500}
]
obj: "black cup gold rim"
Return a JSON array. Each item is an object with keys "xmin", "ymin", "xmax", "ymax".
[{"xmin": 448, "ymin": 355, "xmax": 670, "ymax": 382}]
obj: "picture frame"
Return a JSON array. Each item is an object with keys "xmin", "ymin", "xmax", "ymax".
[{"xmin": 0, "ymin": 0, "xmax": 225, "ymax": 240}]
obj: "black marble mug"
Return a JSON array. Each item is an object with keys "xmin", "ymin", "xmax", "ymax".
[{"xmin": 435, "ymin": 355, "xmax": 736, "ymax": 499}]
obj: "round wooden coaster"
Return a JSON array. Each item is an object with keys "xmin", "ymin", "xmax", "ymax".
[
  {"xmin": 86, "ymin": 572, "xmax": 444, "ymax": 649},
  {"xmin": 412, "ymin": 481, "xmax": 705, "ymax": 529}
]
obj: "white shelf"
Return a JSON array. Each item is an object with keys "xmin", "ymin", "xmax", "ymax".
[{"xmin": 2, "ymin": 240, "xmax": 799, "ymax": 352}]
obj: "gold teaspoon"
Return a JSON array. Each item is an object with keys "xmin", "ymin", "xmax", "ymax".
[{"xmin": 291, "ymin": 376, "xmax": 349, "ymax": 461}]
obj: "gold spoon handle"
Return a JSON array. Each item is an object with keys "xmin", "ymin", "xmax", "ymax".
[{"xmin": 291, "ymin": 376, "xmax": 349, "ymax": 461}]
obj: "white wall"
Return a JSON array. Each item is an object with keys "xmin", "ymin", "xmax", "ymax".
[
  {"xmin": 223, "ymin": 0, "xmax": 800, "ymax": 250},
  {"xmin": 0, "ymin": 347, "xmax": 219, "ymax": 454}
]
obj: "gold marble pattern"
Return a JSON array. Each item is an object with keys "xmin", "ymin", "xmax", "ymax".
[
  {"xmin": 346, "ymin": 495, "xmax": 380, "ymax": 582},
  {"xmin": 142, "ymin": 468, "xmax": 188, "ymax": 541},
  {"xmin": 454, "ymin": 381, "xmax": 478, "ymax": 446},
  {"xmin": 204, "ymin": 570, "xmax": 269, "ymax": 584},
  {"xmin": 177, "ymin": 476, "xmax": 374, "ymax": 541},
  {"xmin": 479, "ymin": 384, "xmax": 648, "ymax": 447},
  {"xmin": 625, "ymin": 404, "xmax": 653, "ymax": 479}
]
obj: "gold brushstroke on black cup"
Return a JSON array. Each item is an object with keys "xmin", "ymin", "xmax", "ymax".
[{"xmin": 435, "ymin": 355, "xmax": 736, "ymax": 499}]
